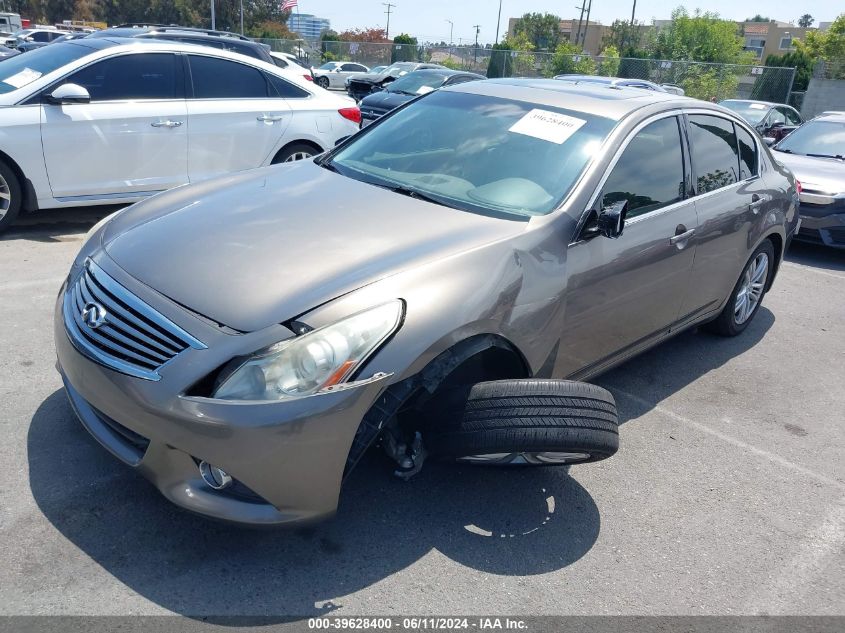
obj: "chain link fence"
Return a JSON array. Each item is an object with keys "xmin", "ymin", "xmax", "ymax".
[{"xmin": 255, "ymin": 38, "xmax": 798, "ymax": 102}]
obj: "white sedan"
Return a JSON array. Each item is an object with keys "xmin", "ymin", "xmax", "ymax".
[
  {"xmin": 311, "ymin": 61, "xmax": 370, "ymax": 90},
  {"xmin": 0, "ymin": 38, "xmax": 361, "ymax": 232}
]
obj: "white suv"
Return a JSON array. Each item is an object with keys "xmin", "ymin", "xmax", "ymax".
[{"xmin": 0, "ymin": 39, "xmax": 361, "ymax": 232}]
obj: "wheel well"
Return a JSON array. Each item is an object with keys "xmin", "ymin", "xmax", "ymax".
[
  {"xmin": 343, "ymin": 334, "xmax": 530, "ymax": 476},
  {"xmin": 272, "ymin": 139, "xmax": 323, "ymax": 163},
  {"xmin": 0, "ymin": 150, "xmax": 36, "ymax": 212},
  {"xmin": 764, "ymin": 233, "xmax": 783, "ymax": 290}
]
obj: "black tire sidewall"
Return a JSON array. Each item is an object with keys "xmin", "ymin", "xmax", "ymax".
[
  {"xmin": 272, "ymin": 143, "xmax": 317, "ymax": 164},
  {"xmin": 710, "ymin": 239, "xmax": 776, "ymax": 336}
]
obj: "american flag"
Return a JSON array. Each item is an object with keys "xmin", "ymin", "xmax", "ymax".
[{"xmin": 281, "ymin": 0, "xmax": 298, "ymax": 10}]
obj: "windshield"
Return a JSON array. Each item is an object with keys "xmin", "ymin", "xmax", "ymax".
[
  {"xmin": 386, "ymin": 72, "xmax": 448, "ymax": 95},
  {"xmin": 774, "ymin": 120, "xmax": 845, "ymax": 158},
  {"xmin": 0, "ymin": 42, "xmax": 92, "ymax": 94},
  {"xmin": 720, "ymin": 100, "xmax": 770, "ymax": 125},
  {"xmin": 329, "ymin": 91, "xmax": 616, "ymax": 218}
]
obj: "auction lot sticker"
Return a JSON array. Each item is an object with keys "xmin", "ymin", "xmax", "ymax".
[{"xmin": 509, "ymin": 109, "xmax": 586, "ymax": 144}]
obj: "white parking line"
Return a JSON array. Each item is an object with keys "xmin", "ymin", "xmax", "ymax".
[
  {"xmin": 613, "ymin": 388, "xmax": 845, "ymax": 492},
  {"xmin": 782, "ymin": 262, "xmax": 845, "ymax": 280},
  {"xmin": 0, "ymin": 277, "xmax": 65, "ymax": 293}
]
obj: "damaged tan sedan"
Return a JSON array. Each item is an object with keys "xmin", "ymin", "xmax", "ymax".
[{"xmin": 55, "ymin": 79, "xmax": 799, "ymax": 525}]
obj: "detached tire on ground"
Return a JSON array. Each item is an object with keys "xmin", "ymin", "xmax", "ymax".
[{"xmin": 425, "ymin": 379, "xmax": 619, "ymax": 465}]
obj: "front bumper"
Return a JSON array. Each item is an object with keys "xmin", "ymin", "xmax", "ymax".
[
  {"xmin": 54, "ymin": 261, "xmax": 390, "ymax": 526},
  {"xmin": 795, "ymin": 207, "xmax": 845, "ymax": 249}
]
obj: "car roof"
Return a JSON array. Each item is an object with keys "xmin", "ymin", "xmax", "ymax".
[
  {"xmin": 721, "ymin": 99, "xmax": 779, "ymax": 108},
  {"xmin": 447, "ymin": 78, "xmax": 686, "ymax": 120},
  {"xmin": 407, "ymin": 68, "xmax": 483, "ymax": 78},
  {"xmin": 815, "ymin": 111, "xmax": 845, "ymax": 123}
]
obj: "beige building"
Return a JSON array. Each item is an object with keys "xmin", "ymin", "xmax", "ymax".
[{"xmin": 740, "ymin": 21, "xmax": 814, "ymax": 61}]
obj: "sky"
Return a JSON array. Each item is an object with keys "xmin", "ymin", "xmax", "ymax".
[{"xmin": 291, "ymin": 0, "xmax": 840, "ymax": 44}]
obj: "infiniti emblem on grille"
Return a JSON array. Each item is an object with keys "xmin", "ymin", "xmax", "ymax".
[{"xmin": 81, "ymin": 302, "xmax": 107, "ymax": 329}]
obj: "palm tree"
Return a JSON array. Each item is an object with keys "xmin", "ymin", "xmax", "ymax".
[{"xmin": 798, "ymin": 14, "xmax": 814, "ymax": 28}]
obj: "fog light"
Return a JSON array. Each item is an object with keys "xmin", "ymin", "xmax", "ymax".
[{"xmin": 198, "ymin": 461, "xmax": 232, "ymax": 490}]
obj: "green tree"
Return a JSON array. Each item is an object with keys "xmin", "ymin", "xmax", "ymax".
[
  {"xmin": 751, "ymin": 49, "xmax": 814, "ymax": 101},
  {"xmin": 681, "ymin": 66, "xmax": 739, "ymax": 100},
  {"xmin": 391, "ymin": 33, "xmax": 419, "ymax": 62},
  {"xmin": 795, "ymin": 13, "xmax": 845, "ymax": 73},
  {"xmin": 603, "ymin": 19, "xmax": 647, "ymax": 56},
  {"xmin": 798, "ymin": 14, "xmax": 814, "ymax": 28},
  {"xmin": 598, "ymin": 45, "xmax": 621, "ymax": 76},
  {"xmin": 654, "ymin": 7, "xmax": 756, "ymax": 64},
  {"xmin": 512, "ymin": 12, "xmax": 562, "ymax": 51},
  {"xmin": 745, "ymin": 15, "xmax": 771, "ymax": 22}
]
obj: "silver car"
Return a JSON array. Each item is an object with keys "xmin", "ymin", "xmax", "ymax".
[
  {"xmin": 55, "ymin": 79, "xmax": 799, "ymax": 526},
  {"xmin": 768, "ymin": 111, "xmax": 845, "ymax": 249}
]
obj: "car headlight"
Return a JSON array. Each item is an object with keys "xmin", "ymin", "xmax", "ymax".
[{"xmin": 212, "ymin": 300, "xmax": 404, "ymax": 401}]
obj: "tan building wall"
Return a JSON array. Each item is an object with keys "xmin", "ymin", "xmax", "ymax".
[{"xmin": 741, "ymin": 22, "xmax": 813, "ymax": 62}]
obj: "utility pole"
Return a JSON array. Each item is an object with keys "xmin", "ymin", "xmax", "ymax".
[
  {"xmin": 446, "ymin": 19, "xmax": 453, "ymax": 46},
  {"xmin": 383, "ymin": 3, "xmax": 396, "ymax": 39},
  {"xmin": 473, "ymin": 24, "xmax": 480, "ymax": 63},
  {"xmin": 575, "ymin": 2, "xmax": 586, "ymax": 47},
  {"xmin": 495, "ymin": 0, "xmax": 503, "ymax": 44},
  {"xmin": 239, "ymin": 0, "xmax": 244, "ymax": 35},
  {"xmin": 583, "ymin": 0, "xmax": 592, "ymax": 47},
  {"xmin": 631, "ymin": 0, "xmax": 637, "ymax": 26},
  {"xmin": 210, "ymin": 0, "xmax": 215, "ymax": 30}
]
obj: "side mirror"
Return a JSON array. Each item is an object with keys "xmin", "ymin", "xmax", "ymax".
[
  {"xmin": 763, "ymin": 137, "xmax": 776, "ymax": 147},
  {"xmin": 582, "ymin": 200, "xmax": 628, "ymax": 240},
  {"xmin": 47, "ymin": 83, "xmax": 90, "ymax": 105},
  {"xmin": 597, "ymin": 200, "xmax": 628, "ymax": 238}
]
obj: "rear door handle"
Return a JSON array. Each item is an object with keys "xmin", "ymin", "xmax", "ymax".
[
  {"xmin": 749, "ymin": 193, "xmax": 767, "ymax": 214},
  {"xmin": 150, "ymin": 120, "xmax": 182, "ymax": 128},
  {"xmin": 669, "ymin": 227, "xmax": 696, "ymax": 245},
  {"xmin": 257, "ymin": 114, "xmax": 284, "ymax": 122}
]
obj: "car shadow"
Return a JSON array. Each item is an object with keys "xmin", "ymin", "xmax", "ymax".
[
  {"xmin": 1, "ymin": 207, "xmax": 121, "ymax": 243},
  {"xmin": 28, "ymin": 389, "xmax": 600, "ymax": 618},
  {"xmin": 785, "ymin": 241, "xmax": 845, "ymax": 273},
  {"xmin": 28, "ymin": 307, "xmax": 774, "ymax": 619},
  {"xmin": 595, "ymin": 307, "xmax": 775, "ymax": 424}
]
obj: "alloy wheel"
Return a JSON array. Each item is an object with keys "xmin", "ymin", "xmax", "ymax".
[
  {"xmin": 734, "ymin": 252, "xmax": 769, "ymax": 325},
  {"xmin": 457, "ymin": 451, "xmax": 591, "ymax": 465},
  {"xmin": 0, "ymin": 172, "xmax": 10, "ymax": 221},
  {"xmin": 283, "ymin": 151, "xmax": 314, "ymax": 162}
]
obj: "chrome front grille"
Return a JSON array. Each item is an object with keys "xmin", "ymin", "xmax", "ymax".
[{"xmin": 63, "ymin": 260, "xmax": 205, "ymax": 381}]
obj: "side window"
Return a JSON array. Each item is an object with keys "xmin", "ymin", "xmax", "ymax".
[
  {"xmin": 350, "ymin": 64, "xmax": 367, "ymax": 72},
  {"xmin": 446, "ymin": 75, "xmax": 475, "ymax": 86},
  {"xmin": 601, "ymin": 116, "xmax": 685, "ymax": 218},
  {"xmin": 735, "ymin": 125, "xmax": 758, "ymax": 180},
  {"xmin": 266, "ymin": 73, "xmax": 310, "ymax": 99},
  {"xmin": 340, "ymin": 63, "xmax": 358, "ymax": 72},
  {"xmin": 784, "ymin": 108, "xmax": 802, "ymax": 125},
  {"xmin": 188, "ymin": 55, "xmax": 269, "ymax": 99},
  {"xmin": 768, "ymin": 108, "xmax": 786, "ymax": 126},
  {"xmin": 63, "ymin": 53, "xmax": 181, "ymax": 101},
  {"xmin": 688, "ymin": 114, "xmax": 740, "ymax": 193}
]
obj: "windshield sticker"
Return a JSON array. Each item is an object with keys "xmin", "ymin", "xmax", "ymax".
[
  {"xmin": 509, "ymin": 109, "xmax": 587, "ymax": 144},
  {"xmin": 749, "ymin": 103, "xmax": 767, "ymax": 109},
  {"xmin": 416, "ymin": 85, "xmax": 435, "ymax": 95},
  {"xmin": 3, "ymin": 67, "xmax": 42, "ymax": 89}
]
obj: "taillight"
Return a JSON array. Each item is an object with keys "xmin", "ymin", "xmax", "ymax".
[
  {"xmin": 303, "ymin": 74, "xmax": 313, "ymax": 82},
  {"xmin": 795, "ymin": 179, "xmax": 802, "ymax": 194},
  {"xmin": 338, "ymin": 106, "xmax": 361, "ymax": 125}
]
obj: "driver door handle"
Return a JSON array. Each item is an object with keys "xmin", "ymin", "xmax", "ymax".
[
  {"xmin": 669, "ymin": 226, "xmax": 696, "ymax": 245},
  {"xmin": 750, "ymin": 193, "xmax": 767, "ymax": 214},
  {"xmin": 257, "ymin": 114, "xmax": 284, "ymax": 122},
  {"xmin": 150, "ymin": 120, "xmax": 182, "ymax": 128}
]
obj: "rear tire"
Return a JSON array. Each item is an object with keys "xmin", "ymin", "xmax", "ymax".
[
  {"xmin": 271, "ymin": 143, "xmax": 320, "ymax": 164},
  {"xmin": 0, "ymin": 160, "xmax": 22, "ymax": 234},
  {"xmin": 316, "ymin": 76, "xmax": 330, "ymax": 89},
  {"xmin": 704, "ymin": 239, "xmax": 775, "ymax": 337},
  {"xmin": 425, "ymin": 379, "xmax": 619, "ymax": 465}
]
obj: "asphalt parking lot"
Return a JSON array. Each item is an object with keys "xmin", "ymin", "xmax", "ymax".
[{"xmin": 1, "ymin": 208, "xmax": 843, "ymax": 617}]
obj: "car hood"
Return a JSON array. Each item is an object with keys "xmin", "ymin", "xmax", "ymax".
[
  {"xmin": 103, "ymin": 161, "xmax": 526, "ymax": 332},
  {"xmin": 360, "ymin": 90, "xmax": 413, "ymax": 111},
  {"xmin": 771, "ymin": 151, "xmax": 845, "ymax": 194}
]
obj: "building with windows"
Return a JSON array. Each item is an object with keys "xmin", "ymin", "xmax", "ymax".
[
  {"xmin": 740, "ymin": 21, "xmax": 813, "ymax": 61},
  {"xmin": 288, "ymin": 13, "xmax": 330, "ymax": 41}
]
